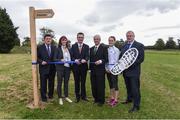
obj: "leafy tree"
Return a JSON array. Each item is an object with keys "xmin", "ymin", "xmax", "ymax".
[
  {"xmin": 115, "ymin": 39, "xmax": 125, "ymax": 49},
  {"xmin": 39, "ymin": 27, "xmax": 57, "ymax": 46},
  {"xmin": 0, "ymin": 7, "xmax": 20, "ymax": 53},
  {"xmin": 22, "ymin": 37, "xmax": 31, "ymax": 47},
  {"xmin": 154, "ymin": 38, "xmax": 165, "ymax": 50},
  {"xmin": 165, "ymin": 37, "xmax": 176, "ymax": 49},
  {"xmin": 39, "ymin": 27, "xmax": 55, "ymax": 40}
]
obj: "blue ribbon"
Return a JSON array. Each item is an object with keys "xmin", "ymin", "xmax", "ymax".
[
  {"xmin": 89, "ymin": 62, "xmax": 114, "ymax": 65},
  {"xmin": 32, "ymin": 61, "xmax": 76, "ymax": 65},
  {"xmin": 32, "ymin": 61, "xmax": 115, "ymax": 65}
]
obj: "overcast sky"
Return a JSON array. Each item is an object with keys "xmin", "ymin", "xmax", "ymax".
[{"xmin": 1, "ymin": 0, "xmax": 180, "ymax": 46}]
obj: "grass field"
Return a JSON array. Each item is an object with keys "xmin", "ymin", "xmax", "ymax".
[{"xmin": 0, "ymin": 50, "xmax": 180, "ymax": 119}]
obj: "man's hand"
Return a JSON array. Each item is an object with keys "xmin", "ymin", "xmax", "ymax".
[
  {"xmin": 81, "ymin": 59, "xmax": 87, "ymax": 63},
  {"xmin": 95, "ymin": 60, "xmax": 102, "ymax": 65},
  {"xmin": 75, "ymin": 59, "xmax": 81, "ymax": 65},
  {"xmin": 61, "ymin": 59, "xmax": 65, "ymax": 62},
  {"xmin": 42, "ymin": 61, "xmax": 47, "ymax": 65},
  {"xmin": 106, "ymin": 69, "xmax": 110, "ymax": 73}
]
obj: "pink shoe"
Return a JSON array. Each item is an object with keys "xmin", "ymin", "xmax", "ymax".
[
  {"xmin": 107, "ymin": 98, "xmax": 114, "ymax": 104},
  {"xmin": 110, "ymin": 100, "xmax": 118, "ymax": 107}
]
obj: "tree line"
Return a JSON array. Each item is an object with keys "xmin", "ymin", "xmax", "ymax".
[{"xmin": 145, "ymin": 37, "xmax": 180, "ymax": 50}]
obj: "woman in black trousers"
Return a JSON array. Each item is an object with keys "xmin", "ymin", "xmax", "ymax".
[{"xmin": 54, "ymin": 36, "xmax": 72, "ymax": 105}]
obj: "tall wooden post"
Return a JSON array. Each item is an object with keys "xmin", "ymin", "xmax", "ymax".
[
  {"xmin": 29, "ymin": 7, "xmax": 39, "ymax": 108},
  {"xmin": 28, "ymin": 7, "xmax": 54, "ymax": 109}
]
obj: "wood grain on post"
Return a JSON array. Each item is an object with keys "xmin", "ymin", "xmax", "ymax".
[{"xmin": 29, "ymin": 7, "xmax": 39, "ymax": 108}]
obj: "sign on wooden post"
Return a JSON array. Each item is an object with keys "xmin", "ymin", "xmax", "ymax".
[{"xmin": 35, "ymin": 9, "xmax": 54, "ymax": 19}]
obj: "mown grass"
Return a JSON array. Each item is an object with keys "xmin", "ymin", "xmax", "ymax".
[{"xmin": 0, "ymin": 50, "xmax": 180, "ymax": 119}]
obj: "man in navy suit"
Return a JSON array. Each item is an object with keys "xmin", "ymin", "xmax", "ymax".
[
  {"xmin": 120, "ymin": 31, "xmax": 144, "ymax": 113},
  {"xmin": 37, "ymin": 34, "xmax": 56, "ymax": 102},
  {"xmin": 71, "ymin": 32, "xmax": 89, "ymax": 102}
]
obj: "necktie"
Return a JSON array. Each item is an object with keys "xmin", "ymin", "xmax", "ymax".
[
  {"xmin": 79, "ymin": 44, "xmax": 82, "ymax": 54},
  {"xmin": 94, "ymin": 46, "xmax": 97, "ymax": 54},
  {"xmin": 125, "ymin": 43, "xmax": 131, "ymax": 51},
  {"xmin": 47, "ymin": 45, "xmax": 51, "ymax": 57}
]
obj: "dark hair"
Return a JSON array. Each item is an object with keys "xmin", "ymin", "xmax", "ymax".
[
  {"xmin": 77, "ymin": 32, "xmax": 84, "ymax": 37},
  {"xmin": 44, "ymin": 34, "xmax": 52, "ymax": 39},
  {"xmin": 58, "ymin": 36, "xmax": 68, "ymax": 47},
  {"xmin": 109, "ymin": 36, "xmax": 116, "ymax": 41}
]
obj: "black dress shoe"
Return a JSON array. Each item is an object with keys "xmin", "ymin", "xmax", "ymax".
[
  {"xmin": 82, "ymin": 98, "xmax": 89, "ymax": 102},
  {"xmin": 97, "ymin": 103, "xmax": 104, "ymax": 107},
  {"xmin": 48, "ymin": 96, "xmax": 53, "ymax": 99},
  {"xmin": 75, "ymin": 99, "xmax": 80, "ymax": 103},
  {"xmin": 93, "ymin": 100, "xmax": 98, "ymax": 104},
  {"xmin": 42, "ymin": 99, "xmax": 47, "ymax": 102},
  {"xmin": 121, "ymin": 100, "xmax": 132, "ymax": 104},
  {"xmin": 128, "ymin": 107, "xmax": 140, "ymax": 113}
]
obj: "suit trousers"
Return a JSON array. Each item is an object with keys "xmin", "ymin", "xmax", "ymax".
[{"xmin": 90, "ymin": 69, "xmax": 105, "ymax": 104}]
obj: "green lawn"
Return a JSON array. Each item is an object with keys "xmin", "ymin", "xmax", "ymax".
[{"xmin": 0, "ymin": 50, "xmax": 180, "ymax": 119}]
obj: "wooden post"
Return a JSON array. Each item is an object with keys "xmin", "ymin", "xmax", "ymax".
[
  {"xmin": 27, "ymin": 7, "xmax": 54, "ymax": 109},
  {"xmin": 29, "ymin": 7, "xmax": 39, "ymax": 108}
]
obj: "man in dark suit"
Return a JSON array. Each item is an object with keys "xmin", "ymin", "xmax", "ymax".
[
  {"xmin": 37, "ymin": 34, "xmax": 56, "ymax": 102},
  {"xmin": 71, "ymin": 32, "xmax": 89, "ymax": 102},
  {"xmin": 90, "ymin": 34, "xmax": 108, "ymax": 106},
  {"xmin": 120, "ymin": 31, "xmax": 144, "ymax": 113}
]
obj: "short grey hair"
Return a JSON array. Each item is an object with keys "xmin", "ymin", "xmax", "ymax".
[
  {"xmin": 93, "ymin": 34, "xmax": 101, "ymax": 40},
  {"xmin": 126, "ymin": 30, "xmax": 135, "ymax": 36}
]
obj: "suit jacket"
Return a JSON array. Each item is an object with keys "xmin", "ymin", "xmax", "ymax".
[
  {"xmin": 71, "ymin": 42, "xmax": 89, "ymax": 70},
  {"xmin": 90, "ymin": 44, "xmax": 108, "ymax": 71},
  {"xmin": 53, "ymin": 46, "xmax": 72, "ymax": 71},
  {"xmin": 120, "ymin": 41, "xmax": 144, "ymax": 77},
  {"xmin": 37, "ymin": 44, "xmax": 56, "ymax": 74}
]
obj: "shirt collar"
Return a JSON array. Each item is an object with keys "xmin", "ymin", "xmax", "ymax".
[
  {"xmin": 127, "ymin": 40, "xmax": 135, "ymax": 45},
  {"xmin": 94, "ymin": 44, "xmax": 100, "ymax": 48},
  {"xmin": 61, "ymin": 45, "xmax": 66, "ymax": 49},
  {"xmin": 78, "ymin": 42, "xmax": 83, "ymax": 47},
  {"xmin": 109, "ymin": 45, "xmax": 115, "ymax": 48},
  {"xmin": 45, "ymin": 44, "xmax": 51, "ymax": 48}
]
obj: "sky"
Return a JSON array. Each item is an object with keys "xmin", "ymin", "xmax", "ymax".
[{"xmin": 1, "ymin": 0, "xmax": 180, "ymax": 46}]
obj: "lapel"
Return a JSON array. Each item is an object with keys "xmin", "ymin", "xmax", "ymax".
[
  {"xmin": 131, "ymin": 40, "xmax": 136, "ymax": 48},
  {"xmin": 75, "ymin": 43, "xmax": 80, "ymax": 55},
  {"xmin": 91, "ymin": 46, "xmax": 95, "ymax": 56},
  {"xmin": 59, "ymin": 46, "xmax": 63, "ymax": 59},
  {"xmin": 60, "ymin": 46, "xmax": 63, "ymax": 54},
  {"xmin": 50, "ymin": 45, "xmax": 53, "ymax": 55},
  {"xmin": 81, "ymin": 44, "xmax": 85, "ymax": 55}
]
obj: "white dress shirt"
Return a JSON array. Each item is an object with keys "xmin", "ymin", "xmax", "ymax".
[{"xmin": 61, "ymin": 46, "xmax": 71, "ymax": 67}]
